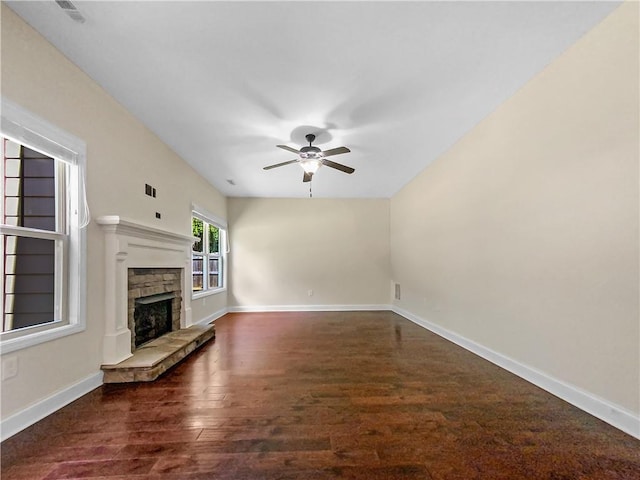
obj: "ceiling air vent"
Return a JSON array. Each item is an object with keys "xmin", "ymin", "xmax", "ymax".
[{"xmin": 55, "ymin": 0, "xmax": 86, "ymax": 23}]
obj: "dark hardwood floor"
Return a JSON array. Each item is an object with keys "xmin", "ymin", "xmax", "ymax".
[{"xmin": 2, "ymin": 311, "xmax": 639, "ymax": 479}]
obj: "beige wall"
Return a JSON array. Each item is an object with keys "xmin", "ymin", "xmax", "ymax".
[
  {"xmin": 391, "ymin": 2, "xmax": 639, "ymax": 413},
  {"xmin": 228, "ymin": 198, "xmax": 390, "ymax": 308},
  {"xmin": 0, "ymin": 6, "xmax": 227, "ymax": 418}
]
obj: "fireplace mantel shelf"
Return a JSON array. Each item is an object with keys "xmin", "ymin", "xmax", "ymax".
[{"xmin": 96, "ymin": 215, "xmax": 195, "ymax": 245}]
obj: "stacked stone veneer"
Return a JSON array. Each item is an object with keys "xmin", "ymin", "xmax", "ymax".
[{"xmin": 128, "ymin": 268, "xmax": 182, "ymax": 351}]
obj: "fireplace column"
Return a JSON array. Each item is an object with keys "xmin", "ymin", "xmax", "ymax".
[{"xmin": 102, "ymin": 229, "xmax": 132, "ymax": 364}]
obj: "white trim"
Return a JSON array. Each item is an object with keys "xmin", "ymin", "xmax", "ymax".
[
  {"xmin": 229, "ymin": 304, "xmax": 392, "ymax": 313},
  {"xmin": 1, "ymin": 97, "xmax": 85, "ymax": 166},
  {"xmin": 0, "ymin": 371, "xmax": 103, "ymax": 441},
  {"xmin": 194, "ymin": 307, "xmax": 229, "ymax": 326},
  {"xmin": 392, "ymin": 305, "xmax": 640, "ymax": 440},
  {"xmin": 0, "ymin": 322, "xmax": 86, "ymax": 355},
  {"xmin": 1, "ymin": 98, "xmax": 91, "ymax": 227},
  {"xmin": 191, "ymin": 204, "xmax": 227, "ymax": 229},
  {"xmin": 192, "ymin": 286, "xmax": 227, "ymax": 300},
  {"xmin": 96, "ymin": 215, "xmax": 194, "ymax": 244},
  {"xmin": 0, "ymin": 225, "xmax": 65, "ymax": 241}
]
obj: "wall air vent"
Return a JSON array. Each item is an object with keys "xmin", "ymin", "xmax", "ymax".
[{"xmin": 55, "ymin": 0, "xmax": 86, "ymax": 23}]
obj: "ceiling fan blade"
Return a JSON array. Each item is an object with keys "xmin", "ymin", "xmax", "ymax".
[
  {"xmin": 303, "ymin": 172, "xmax": 313, "ymax": 183},
  {"xmin": 321, "ymin": 159, "xmax": 355, "ymax": 174},
  {"xmin": 276, "ymin": 144, "xmax": 300, "ymax": 154},
  {"xmin": 263, "ymin": 159, "xmax": 298, "ymax": 170},
  {"xmin": 321, "ymin": 146, "xmax": 350, "ymax": 157}
]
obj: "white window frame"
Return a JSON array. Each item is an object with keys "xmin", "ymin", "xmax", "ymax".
[
  {"xmin": 0, "ymin": 98, "xmax": 87, "ymax": 354},
  {"xmin": 191, "ymin": 205, "xmax": 227, "ymax": 299}
]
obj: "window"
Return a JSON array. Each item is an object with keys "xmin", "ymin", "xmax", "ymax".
[
  {"xmin": 192, "ymin": 209, "xmax": 227, "ymax": 296},
  {"xmin": 1, "ymin": 98, "xmax": 88, "ymax": 353}
]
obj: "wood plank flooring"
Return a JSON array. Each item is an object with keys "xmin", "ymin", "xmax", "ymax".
[{"xmin": 2, "ymin": 311, "xmax": 639, "ymax": 479}]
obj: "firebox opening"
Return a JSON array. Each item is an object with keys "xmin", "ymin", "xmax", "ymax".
[{"xmin": 134, "ymin": 293, "xmax": 176, "ymax": 348}]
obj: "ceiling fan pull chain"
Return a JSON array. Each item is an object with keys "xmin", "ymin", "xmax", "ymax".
[{"xmin": 309, "ymin": 181, "xmax": 313, "ymax": 198}]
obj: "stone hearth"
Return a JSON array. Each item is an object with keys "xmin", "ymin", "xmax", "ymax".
[{"xmin": 101, "ymin": 324, "xmax": 215, "ymax": 383}]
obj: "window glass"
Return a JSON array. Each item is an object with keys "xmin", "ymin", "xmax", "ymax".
[
  {"xmin": 192, "ymin": 255, "xmax": 203, "ymax": 292},
  {"xmin": 2, "ymin": 137, "xmax": 62, "ymax": 333},
  {"xmin": 208, "ymin": 224, "xmax": 219, "ymax": 254},
  {"xmin": 208, "ymin": 257, "xmax": 219, "ymax": 288},
  {"xmin": 3, "ymin": 235, "xmax": 56, "ymax": 330},
  {"xmin": 192, "ymin": 217, "xmax": 203, "ymax": 253},
  {"xmin": 3, "ymin": 141, "xmax": 57, "ymax": 232}
]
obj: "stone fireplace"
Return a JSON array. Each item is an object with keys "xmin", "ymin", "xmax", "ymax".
[
  {"xmin": 128, "ymin": 268, "xmax": 182, "ymax": 350},
  {"xmin": 97, "ymin": 216, "xmax": 194, "ymax": 365}
]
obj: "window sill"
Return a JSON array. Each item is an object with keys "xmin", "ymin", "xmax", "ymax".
[
  {"xmin": 0, "ymin": 321, "xmax": 85, "ymax": 355},
  {"xmin": 192, "ymin": 287, "xmax": 227, "ymax": 301}
]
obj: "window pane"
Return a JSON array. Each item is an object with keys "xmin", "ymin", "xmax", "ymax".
[
  {"xmin": 209, "ymin": 258, "xmax": 219, "ymax": 273},
  {"xmin": 24, "ymin": 177, "xmax": 56, "ymax": 196},
  {"xmin": 2, "ymin": 141, "xmax": 57, "ymax": 232},
  {"xmin": 22, "ymin": 158, "xmax": 55, "ymax": 177},
  {"xmin": 3, "ymin": 235, "xmax": 55, "ymax": 331},
  {"xmin": 22, "ymin": 216, "xmax": 56, "ymax": 231},
  {"xmin": 209, "ymin": 257, "xmax": 220, "ymax": 288},
  {"xmin": 23, "ymin": 197, "xmax": 56, "ymax": 216},
  {"xmin": 192, "ymin": 218, "xmax": 203, "ymax": 253},
  {"xmin": 192, "ymin": 254, "xmax": 203, "ymax": 292},
  {"xmin": 208, "ymin": 224, "xmax": 219, "ymax": 253},
  {"xmin": 22, "ymin": 147, "xmax": 55, "ymax": 173}
]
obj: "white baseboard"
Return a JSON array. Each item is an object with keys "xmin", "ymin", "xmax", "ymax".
[
  {"xmin": 228, "ymin": 304, "xmax": 392, "ymax": 313},
  {"xmin": 194, "ymin": 307, "xmax": 229, "ymax": 326},
  {"xmin": 392, "ymin": 305, "xmax": 640, "ymax": 440},
  {"xmin": 1, "ymin": 371, "xmax": 103, "ymax": 442}
]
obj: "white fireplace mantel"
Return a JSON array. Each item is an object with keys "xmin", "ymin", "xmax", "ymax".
[{"xmin": 97, "ymin": 216, "xmax": 195, "ymax": 365}]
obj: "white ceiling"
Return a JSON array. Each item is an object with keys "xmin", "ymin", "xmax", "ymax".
[{"xmin": 6, "ymin": 1, "xmax": 620, "ymax": 198}]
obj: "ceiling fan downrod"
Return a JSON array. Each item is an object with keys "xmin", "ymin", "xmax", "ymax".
[{"xmin": 305, "ymin": 133, "xmax": 316, "ymax": 146}]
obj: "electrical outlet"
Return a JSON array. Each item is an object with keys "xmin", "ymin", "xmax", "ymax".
[
  {"xmin": 308, "ymin": 289, "xmax": 313, "ymax": 297},
  {"xmin": 394, "ymin": 283, "xmax": 401, "ymax": 300},
  {"xmin": 2, "ymin": 356, "xmax": 18, "ymax": 381}
]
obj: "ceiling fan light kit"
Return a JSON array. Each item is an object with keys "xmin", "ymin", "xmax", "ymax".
[
  {"xmin": 300, "ymin": 159, "xmax": 321, "ymax": 174},
  {"xmin": 263, "ymin": 133, "xmax": 355, "ymax": 186}
]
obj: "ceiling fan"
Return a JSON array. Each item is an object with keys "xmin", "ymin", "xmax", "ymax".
[{"xmin": 263, "ymin": 134, "xmax": 355, "ymax": 183}]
